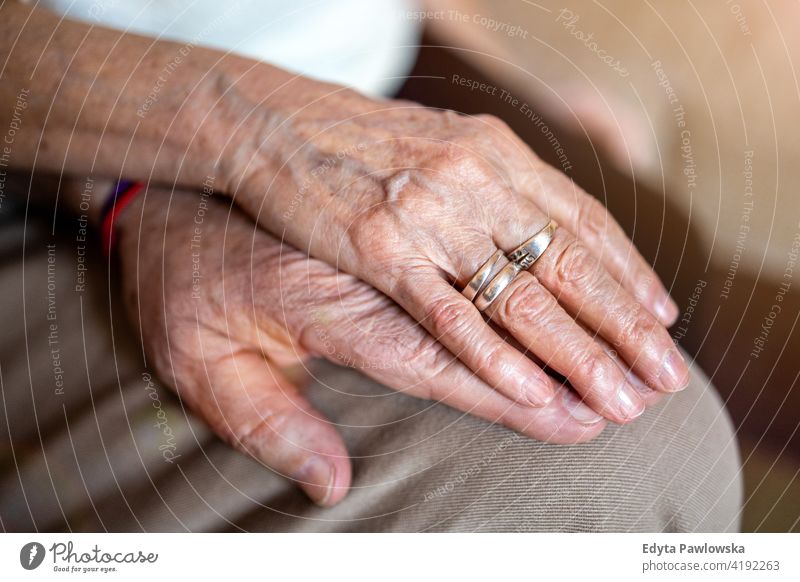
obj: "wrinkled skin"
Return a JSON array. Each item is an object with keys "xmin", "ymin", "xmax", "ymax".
[
  {"xmin": 0, "ymin": 1, "xmax": 686, "ymax": 438},
  {"xmin": 117, "ymin": 187, "xmax": 663, "ymax": 506},
  {"xmin": 0, "ymin": 2, "xmax": 690, "ymax": 508},
  {"xmin": 212, "ymin": 85, "xmax": 688, "ymax": 424}
]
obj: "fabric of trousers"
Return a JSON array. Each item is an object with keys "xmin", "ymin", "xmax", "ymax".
[{"xmin": 0, "ymin": 209, "xmax": 743, "ymax": 532}]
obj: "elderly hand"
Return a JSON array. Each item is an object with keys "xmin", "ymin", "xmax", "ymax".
[
  {"xmin": 116, "ymin": 186, "xmax": 626, "ymax": 506},
  {"xmin": 0, "ymin": 4, "xmax": 684, "ymax": 426},
  {"xmin": 209, "ymin": 81, "xmax": 687, "ymax": 425}
]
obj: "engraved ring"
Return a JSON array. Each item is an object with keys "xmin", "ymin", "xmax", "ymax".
[{"xmin": 508, "ymin": 220, "xmax": 558, "ymax": 270}]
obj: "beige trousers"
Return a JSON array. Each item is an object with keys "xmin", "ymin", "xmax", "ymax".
[{"xmin": 0, "ymin": 208, "xmax": 743, "ymax": 532}]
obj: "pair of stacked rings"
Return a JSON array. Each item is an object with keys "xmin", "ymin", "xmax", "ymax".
[{"xmin": 462, "ymin": 220, "xmax": 558, "ymax": 312}]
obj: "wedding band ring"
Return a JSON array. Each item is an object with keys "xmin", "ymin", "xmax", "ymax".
[
  {"xmin": 474, "ymin": 262, "xmax": 523, "ymax": 312},
  {"xmin": 509, "ymin": 220, "xmax": 558, "ymax": 270},
  {"xmin": 462, "ymin": 250, "xmax": 505, "ymax": 301}
]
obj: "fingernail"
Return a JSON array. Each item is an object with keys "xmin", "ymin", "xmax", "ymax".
[
  {"xmin": 625, "ymin": 368, "xmax": 654, "ymax": 396},
  {"xmin": 294, "ymin": 457, "xmax": 335, "ymax": 506},
  {"xmin": 617, "ymin": 384, "xmax": 645, "ymax": 420},
  {"xmin": 607, "ymin": 348, "xmax": 653, "ymax": 397},
  {"xmin": 525, "ymin": 377, "xmax": 555, "ymax": 407},
  {"xmin": 561, "ymin": 389, "xmax": 604, "ymax": 424},
  {"xmin": 660, "ymin": 348, "xmax": 690, "ymax": 392},
  {"xmin": 654, "ymin": 293, "xmax": 679, "ymax": 326}
]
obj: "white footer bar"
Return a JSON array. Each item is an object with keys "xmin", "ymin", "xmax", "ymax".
[{"xmin": 1, "ymin": 533, "xmax": 798, "ymax": 580}]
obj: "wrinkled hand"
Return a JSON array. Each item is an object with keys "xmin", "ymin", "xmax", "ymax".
[
  {"xmin": 217, "ymin": 84, "xmax": 687, "ymax": 424},
  {"xmin": 117, "ymin": 186, "xmax": 636, "ymax": 506}
]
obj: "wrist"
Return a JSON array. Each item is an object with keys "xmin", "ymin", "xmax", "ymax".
[{"xmin": 193, "ymin": 59, "xmax": 377, "ymax": 196}]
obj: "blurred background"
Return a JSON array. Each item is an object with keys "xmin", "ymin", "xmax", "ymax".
[{"xmin": 402, "ymin": 0, "xmax": 799, "ymax": 531}]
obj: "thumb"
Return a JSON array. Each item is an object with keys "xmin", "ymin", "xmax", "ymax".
[{"xmin": 202, "ymin": 350, "xmax": 351, "ymax": 506}]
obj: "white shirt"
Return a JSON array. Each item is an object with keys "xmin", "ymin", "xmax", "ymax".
[{"xmin": 34, "ymin": 0, "xmax": 421, "ymax": 97}]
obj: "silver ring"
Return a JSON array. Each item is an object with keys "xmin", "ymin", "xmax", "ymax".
[
  {"xmin": 509, "ymin": 220, "xmax": 558, "ymax": 270},
  {"xmin": 474, "ymin": 262, "xmax": 523, "ymax": 312},
  {"xmin": 461, "ymin": 250, "xmax": 505, "ymax": 301}
]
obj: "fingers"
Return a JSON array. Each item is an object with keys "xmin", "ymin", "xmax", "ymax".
[
  {"xmin": 484, "ymin": 271, "xmax": 646, "ymax": 424},
  {"xmin": 528, "ymin": 229, "xmax": 689, "ymax": 393},
  {"xmin": 202, "ymin": 349, "xmax": 351, "ymax": 506},
  {"xmin": 274, "ymin": 248, "xmax": 606, "ymax": 444},
  {"xmin": 430, "ymin": 371, "xmax": 608, "ymax": 445},
  {"xmin": 472, "ymin": 113, "xmax": 675, "ymax": 325},
  {"xmin": 593, "ymin": 334, "xmax": 665, "ymax": 408},
  {"xmin": 284, "ymin": 249, "xmax": 609, "ymax": 442},
  {"xmin": 302, "ymin": 310, "xmax": 608, "ymax": 443},
  {"xmin": 520, "ymin": 172, "xmax": 679, "ymax": 326},
  {"xmin": 393, "ymin": 270, "xmax": 556, "ymax": 407}
]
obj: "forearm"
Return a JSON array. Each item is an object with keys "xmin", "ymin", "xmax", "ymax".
[{"xmin": 0, "ymin": 1, "xmax": 334, "ymax": 206}]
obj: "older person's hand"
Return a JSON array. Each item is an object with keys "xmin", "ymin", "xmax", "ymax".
[
  {"xmin": 116, "ymin": 186, "xmax": 622, "ymax": 506},
  {"xmin": 207, "ymin": 80, "xmax": 687, "ymax": 425},
  {"xmin": 1, "ymin": 2, "xmax": 685, "ymax": 427}
]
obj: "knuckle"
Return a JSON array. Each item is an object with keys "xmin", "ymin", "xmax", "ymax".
[
  {"xmin": 424, "ymin": 296, "xmax": 477, "ymax": 341},
  {"xmin": 474, "ymin": 113, "xmax": 511, "ymax": 133},
  {"xmin": 405, "ymin": 343, "xmax": 459, "ymax": 402},
  {"xmin": 233, "ymin": 411, "xmax": 285, "ymax": 455},
  {"xmin": 577, "ymin": 195, "xmax": 610, "ymax": 241},
  {"xmin": 433, "ymin": 145, "xmax": 485, "ymax": 179},
  {"xmin": 423, "ymin": 134, "xmax": 493, "ymax": 179},
  {"xmin": 552, "ymin": 239, "xmax": 599, "ymax": 289},
  {"xmin": 616, "ymin": 306, "xmax": 658, "ymax": 347},
  {"xmin": 575, "ymin": 348, "xmax": 614, "ymax": 391},
  {"xmin": 475, "ymin": 341, "xmax": 505, "ymax": 375},
  {"xmin": 383, "ymin": 330, "xmax": 440, "ymax": 375},
  {"xmin": 498, "ymin": 277, "xmax": 557, "ymax": 332}
]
